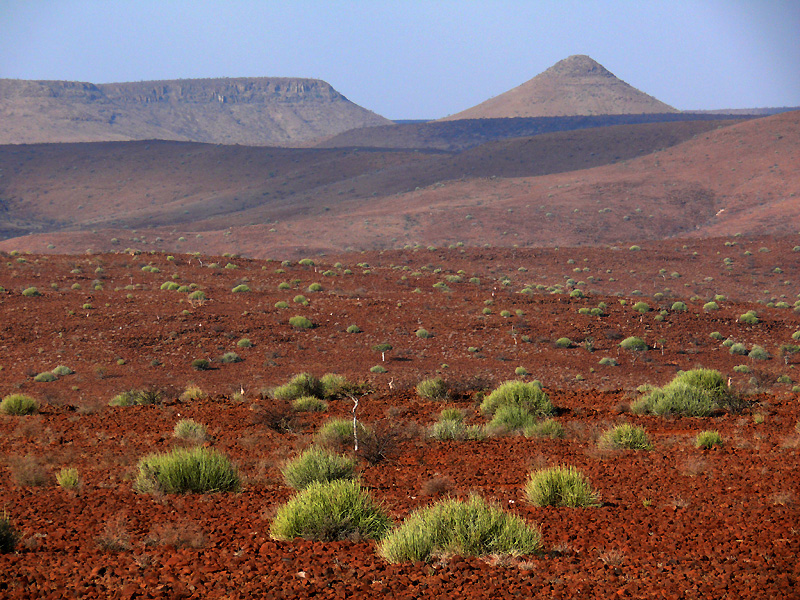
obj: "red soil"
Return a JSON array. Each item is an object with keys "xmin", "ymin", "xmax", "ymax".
[{"xmin": 0, "ymin": 245, "xmax": 798, "ymax": 598}]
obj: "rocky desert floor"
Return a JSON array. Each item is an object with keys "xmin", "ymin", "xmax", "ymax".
[{"xmin": 1, "ymin": 237, "xmax": 799, "ymax": 599}]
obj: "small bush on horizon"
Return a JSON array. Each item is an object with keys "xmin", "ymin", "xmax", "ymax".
[
  {"xmin": 1, "ymin": 394, "xmax": 39, "ymax": 415},
  {"xmin": 695, "ymin": 430, "xmax": 723, "ymax": 449},
  {"xmin": 671, "ymin": 301, "xmax": 687, "ymax": 312},
  {"xmin": 598, "ymin": 423, "xmax": 653, "ymax": 450},
  {"xmin": 134, "ymin": 447, "xmax": 239, "ymax": 494},
  {"xmin": 598, "ymin": 357, "xmax": 618, "ymax": 366},
  {"xmin": 370, "ymin": 365, "xmax": 387, "ymax": 373},
  {"xmin": 378, "ymin": 495, "xmax": 541, "ymax": 563},
  {"xmin": 416, "ymin": 328, "xmax": 432, "ymax": 339},
  {"xmin": 280, "ymin": 446, "xmax": 356, "ymax": 491},
  {"xmin": 525, "ymin": 465, "xmax": 600, "ymax": 507},
  {"xmin": 270, "ymin": 480, "xmax": 391, "ymax": 542}
]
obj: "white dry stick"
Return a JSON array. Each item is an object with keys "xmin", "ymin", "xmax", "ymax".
[{"xmin": 351, "ymin": 395, "xmax": 360, "ymax": 452}]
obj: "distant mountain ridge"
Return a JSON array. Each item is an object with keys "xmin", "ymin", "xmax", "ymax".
[
  {"xmin": 0, "ymin": 77, "xmax": 391, "ymax": 145},
  {"xmin": 441, "ymin": 55, "xmax": 678, "ymax": 120}
]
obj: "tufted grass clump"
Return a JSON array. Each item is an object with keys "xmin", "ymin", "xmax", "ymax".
[
  {"xmin": 488, "ymin": 404, "xmax": 537, "ymax": 432},
  {"xmin": 739, "ymin": 311, "xmax": 759, "ymax": 325},
  {"xmin": 632, "ymin": 369, "xmax": 727, "ymax": 417},
  {"xmin": 292, "ymin": 396, "xmax": 328, "ymax": 412},
  {"xmin": 21, "ymin": 287, "xmax": 40, "ymax": 297},
  {"xmin": 134, "ymin": 447, "xmax": 239, "ymax": 494},
  {"xmin": 729, "ymin": 343, "xmax": 748, "ymax": 356},
  {"xmin": 429, "ymin": 409, "xmax": 486, "ymax": 441},
  {"xmin": 554, "ymin": 337, "xmax": 572, "ymax": 348},
  {"xmin": 748, "ymin": 345, "xmax": 770, "ymax": 360},
  {"xmin": 273, "ymin": 373, "xmax": 323, "ymax": 401},
  {"xmin": 524, "ymin": 418, "xmax": 565, "ymax": 439},
  {"xmin": 314, "ymin": 418, "xmax": 372, "ymax": 453},
  {"xmin": 416, "ymin": 377, "xmax": 448, "ymax": 401},
  {"xmin": 34, "ymin": 371, "xmax": 58, "ymax": 382},
  {"xmin": 219, "ymin": 351, "xmax": 242, "ymax": 364},
  {"xmin": 346, "ymin": 324, "xmax": 361, "ymax": 333},
  {"xmin": 378, "ymin": 494, "xmax": 542, "ymax": 563},
  {"xmin": 598, "ymin": 423, "xmax": 653, "ymax": 450},
  {"xmin": 480, "ymin": 380, "xmax": 554, "ymax": 418},
  {"xmin": 109, "ymin": 388, "xmax": 163, "ymax": 407},
  {"xmin": 288, "ymin": 315, "xmax": 313, "ymax": 329},
  {"xmin": 231, "ymin": 284, "xmax": 250, "ymax": 293},
  {"xmin": 236, "ymin": 338, "xmax": 253, "ymax": 348},
  {"xmin": 320, "ymin": 373, "xmax": 362, "ymax": 399},
  {"xmin": 56, "ymin": 467, "xmax": 82, "ymax": 491},
  {"xmin": 51, "ymin": 365, "xmax": 74, "ymax": 376},
  {"xmin": 619, "ymin": 336, "xmax": 647, "ymax": 351},
  {"xmin": 1, "ymin": 394, "xmax": 38, "ymax": 415},
  {"xmin": 524, "ymin": 465, "xmax": 600, "ymax": 507},
  {"xmin": 173, "ymin": 419, "xmax": 209, "ymax": 444},
  {"xmin": 270, "ymin": 479, "xmax": 391, "ymax": 542},
  {"xmin": 280, "ymin": 446, "xmax": 356, "ymax": 490},
  {"xmin": 695, "ymin": 430, "xmax": 723, "ymax": 449}
]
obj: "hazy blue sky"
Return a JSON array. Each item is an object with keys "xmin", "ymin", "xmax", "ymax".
[{"xmin": 1, "ymin": 1, "xmax": 798, "ymax": 119}]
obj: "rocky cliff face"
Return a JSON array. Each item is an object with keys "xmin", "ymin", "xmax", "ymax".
[
  {"xmin": 441, "ymin": 55, "xmax": 678, "ymax": 120},
  {"xmin": 0, "ymin": 77, "xmax": 390, "ymax": 145}
]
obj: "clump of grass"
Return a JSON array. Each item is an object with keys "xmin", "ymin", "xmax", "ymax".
[
  {"xmin": 729, "ymin": 343, "xmax": 748, "ymax": 356},
  {"xmin": 524, "ymin": 418, "xmax": 565, "ymax": 439},
  {"xmin": 280, "ymin": 447, "xmax": 357, "ymax": 490},
  {"xmin": 292, "ymin": 396, "xmax": 328, "ymax": 412},
  {"xmin": 236, "ymin": 338, "xmax": 253, "ymax": 348},
  {"xmin": 314, "ymin": 418, "xmax": 372, "ymax": 453},
  {"xmin": 416, "ymin": 377, "xmax": 448, "ymax": 401},
  {"xmin": 619, "ymin": 336, "xmax": 647, "ymax": 351},
  {"xmin": 51, "ymin": 365, "xmax": 74, "ymax": 376},
  {"xmin": 370, "ymin": 365, "xmax": 387, "ymax": 373},
  {"xmin": 598, "ymin": 357, "xmax": 618, "ymax": 366},
  {"xmin": 524, "ymin": 465, "xmax": 600, "ymax": 507},
  {"xmin": 320, "ymin": 373, "xmax": 361, "ymax": 399},
  {"xmin": 554, "ymin": 337, "xmax": 572, "ymax": 348},
  {"xmin": 416, "ymin": 328, "xmax": 432, "ymax": 339},
  {"xmin": 748, "ymin": 345, "xmax": 770, "ymax": 360},
  {"xmin": 671, "ymin": 301, "xmax": 687, "ymax": 312},
  {"xmin": 703, "ymin": 301, "xmax": 719, "ymax": 312},
  {"xmin": 429, "ymin": 409, "xmax": 486, "ymax": 441},
  {"xmin": 739, "ymin": 311, "xmax": 759, "ymax": 325},
  {"xmin": 632, "ymin": 369, "xmax": 727, "ymax": 417},
  {"xmin": 479, "ymin": 380, "xmax": 554, "ymax": 418},
  {"xmin": 231, "ymin": 284, "xmax": 250, "ymax": 293},
  {"xmin": 378, "ymin": 495, "xmax": 542, "ymax": 563},
  {"xmin": 599, "ymin": 423, "xmax": 653, "ymax": 450},
  {"xmin": 273, "ymin": 373, "xmax": 323, "ymax": 401},
  {"xmin": 134, "ymin": 447, "xmax": 239, "ymax": 494},
  {"xmin": 34, "ymin": 371, "xmax": 58, "ymax": 382},
  {"xmin": 21, "ymin": 287, "xmax": 40, "ymax": 297},
  {"xmin": 179, "ymin": 384, "xmax": 206, "ymax": 402},
  {"xmin": 1, "ymin": 394, "xmax": 38, "ymax": 415},
  {"xmin": 488, "ymin": 403, "xmax": 537, "ymax": 432},
  {"xmin": 695, "ymin": 430, "xmax": 723, "ymax": 449},
  {"xmin": 632, "ymin": 302, "xmax": 650, "ymax": 313},
  {"xmin": 191, "ymin": 358, "xmax": 211, "ymax": 371},
  {"xmin": 109, "ymin": 388, "xmax": 163, "ymax": 407},
  {"xmin": 219, "ymin": 352, "xmax": 242, "ymax": 364},
  {"xmin": 270, "ymin": 480, "xmax": 391, "ymax": 542},
  {"xmin": 346, "ymin": 324, "xmax": 361, "ymax": 333},
  {"xmin": 173, "ymin": 419, "xmax": 209, "ymax": 443},
  {"xmin": 288, "ymin": 315, "xmax": 313, "ymax": 329},
  {"xmin": 0, "ymin": 512, "xmax": 19, "ymax": 554},
  {"xmin": 56, "ymin": 467, "xmax": 82, "ymax": 491}
]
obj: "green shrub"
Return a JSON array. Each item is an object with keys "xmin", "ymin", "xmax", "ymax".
[
  {"xmin": 191, "ymin": 358, "xmax": 211, "ymax": 371},
  {"xmin": 51, "ymin": 365, "xmax": 74, "ymax": 376},
  {"xmin": 489, "ymin": 404, "xmax": 537, "ymax": 431},
  {"xmin": 554, "ymin": 337, "xmax": 572, "ymax": 348},
  {"xmin": 134, "ymin": 447, "xmax": 239, "ymax": 494},
  {"xmin": 619, "ymin": 337, "xmax": 647, "ymax": 351},
  {"xmin": 231, "ymin": 284, "xmax": 250, "ymax": 293},
  {"xmin": 632, "ymin": 301, "xmax": 650, "ymax": 313},
  {"xmin": 523, "ymin": 418, "xmax": 565, "ymax": 439},
  {"xmin": 598, "ymin": 423, "xmax": 653, "ymax": 450},
  {"xmin": 56, "ymin": 467, "xmax": 82, "ymax": 490},
  {"xmin": 281, "ymin": 447, "xmax": 356, "ymax": 490},
  {"xmin": 703, "ymin": 302, "xmax": 719, "ymax": 312},
  {"xmin": 320, "ymin": 373, "xmax": 357, "ymax": 399},
  {"xmin": 739, "ymin": 311, "xmax": 759, "ymax": 325},
  {"xmin": 793, "ymin": 331, "xmax": 800, "ymax": 341},
  {"xmin": 314, "ymin": 418, "xmax": 372, "ymax": 452},
  {"xmin": 236, "ymin": 338, "xmax": 253, "ymax": 348},
  {"xmin": 188, "ymin": 290, "xmax": 206, "ymax": 301},
  {"xmin": 274, "ymin": 301, "xmax": 289, "ymax": 309},
  {"xmin": 289, "ymin": 315, "xmax": 313, "ymax": 329},
  {"xmin": 307, "ymin": 283, "xmax": 322, "ymax": 292},
  {"xmin": 21, "ymin": 287, "xmax": 40, "ymax": 297},
  {"xmin": 270, "ymin": 479, "xmax": 391, "ymax": 542},
  {"xmin": 34, "ymin": 371, "xmax": 57, "ymax": 382},
  {"xmin": 777, "ymin": 374, "xmax": 792, "ymax": 384},
  {"xmin": 709, "ymin": 331, "xmax": 724, "ymax": 340},
  {"xmin": 1, "ymin": 394, "xmax": 38, "ymax": 415},
  {"xmin": 219, "ymin": 352, "xmax": 242, "ymax": 364},
  {"xmin": 416, "ymin": 377, "xmax": 448, "ymax": 401},
  {"xmin": 370, "ymin": 365, "xmax": 387, "ymax": 373},
  {"xmin": 415, "ymin": 328, "xmax": 432, "ymax": 339},
  {"xmin": 733, "ymin": 364, "xmax": 751, "ymax": 373},
  {"xmin": 524, "ymin": 465, "xmax": 600, "ymax": 507},
  {"xmin": 173, "ymin": 419, "xmax": 209, "ymax": 443},
  {"xmin": 346, "ymin": 324, "xmax": 361, "ymax": 334},
  {"xmin": 632, "ymin": 369, "xmax": 726, "ymax": 417},
  {"xmin": 598, "ymin": 357, "xmax": 618, "ymax": 366},
  {"xmin": 109, "ymin": 388, "xmax": 163, "ymax": 407},
  {"xmin": 671, "ymin": 301, "xmax": 687, "ymax": 312},
  {"xmin": 293, "ymin": 294, "xmax": 308, "ymax": 304},
  {"xmin": 695, "ymin": 430, "xmax": 723, "ymax": 449},
  {"xmin": 0, "ymin": 512, "xmax": 18, "ymax": 554},
  {"xmin": 748, "ymin": 345, "xmax": 770, "ymax": 360},
  {"xmin": 274, "ymin": 373, "xmax": 323, "ymax": 401},
  {"xmin": 515, "ymin": 366, "xmax": 529, "ymax": 376},
  {"xmin": 729, "ymin": 343, "xmax": 748, "ymax": 355},
  {"xmin": 480, "ymin": 381, "xmax": 553, "ymax": 417},
  {"xmin": 378, "ymin": 495, "xmax": 542, "ymax": 563},
  {"xmin": 292, "ymin": 396, "xmax": 328, "ymax": 412},
  {"xmin": 161, "ymin": 281, "xmax": 180, "ymax": 291}
]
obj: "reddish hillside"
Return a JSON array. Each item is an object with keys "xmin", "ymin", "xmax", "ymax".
[{"xmin": 440, "ymin": 55, "xmax": 677, "ymax": 120}]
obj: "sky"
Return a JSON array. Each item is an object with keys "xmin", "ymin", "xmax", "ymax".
[{"xmin": 1, "ymin": 1, "xmax": 798, "ymax": 120}]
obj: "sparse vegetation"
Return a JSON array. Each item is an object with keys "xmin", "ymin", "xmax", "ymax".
[
  {"xmin": 378, "ymin": 495, "xmax": 542, "ymax": 563},
  {"xmin": 56, "ymin": 467, "xmax": 82, "ymax": 491},
  {"xmin": 524, "ymin": 418, "xmax": 565, "ymax": 439},
  {"xmin": 134, "ymin": 447, "xmax": 239, "ymax": 494},
  {"xmin": 280, "ymin": 446, "xmax": 357, "ymax": 490},
  {"xmin": 416, "ymin": 377, "xmax": 448, "ymax": 401},
  {"xmin": 695, "ymin": 430, "xmax": 723, "ymax": 449},
  {"xmin": 632, "ymin": 369, "xmax": 728, "ymax": 417},
  {"xmin": 173, "ymin": 419, "xmax": 209, "ymax": 443},
  {"xmin": 288, "ymin": 315, "xmax": 313, "ymax": 329},
  {"xmin": 292, "ymin": 396, "xmax": 328, "ymax": 412},
  {"xmin": 599, "ymin": 423, "xmax": 653, "ymax": 450},
  {"xmin": 1, "ymin": 394, "xmax": 39, "ymax": 415},
  {"xmin": 619, "ymin": 336, "xmax": 647, "ymax": 351},
  {"xmin": 524, "ymin": 465, "xmax": 600, "ymax": 507},
  {"xmin": 270, "ymin": 480, "xmax": 391, "ymax": 542},
  {"xmin": 274, "ymin": 373, "xmax": 323, "ymax": 401}
]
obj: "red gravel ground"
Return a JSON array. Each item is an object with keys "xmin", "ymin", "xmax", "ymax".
[{"xmin": 0, "ymin": 240, "xmax": 799, "ymax": 599}]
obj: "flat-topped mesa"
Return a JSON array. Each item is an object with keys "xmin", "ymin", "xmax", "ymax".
[
  {"xmin": 97, "ymin": 77, "xmax": 346, "ymax": 105},
  {"xmin": 441, "ymin": 54, "xmax": 678, "ymax": 120}
]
